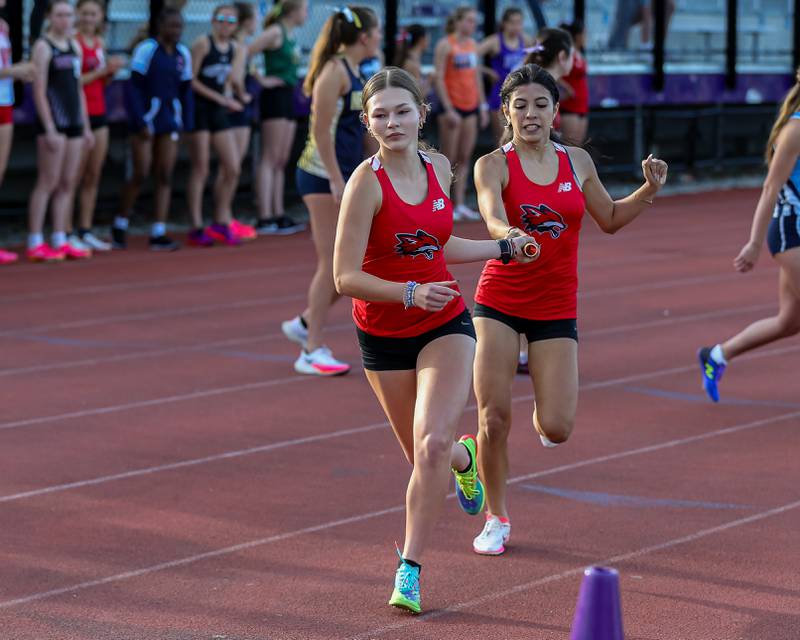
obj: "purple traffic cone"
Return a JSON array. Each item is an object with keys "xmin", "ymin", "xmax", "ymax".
[{"xmin": 569, "ymin": 566, "xmax": 624, "ymax": 640}]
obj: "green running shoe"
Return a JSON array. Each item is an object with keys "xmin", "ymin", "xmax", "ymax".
[
  {"xmin": 453, "ymin": 434, "xmax": 486, "ymax": 516},
  {"xmin": 388, "ymin": 548, "xmax": 421, "ymax": 614}
]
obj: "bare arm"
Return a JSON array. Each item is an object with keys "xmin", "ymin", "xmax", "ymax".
[
  {"xmin": 433, "ymin": 38, "xmax": 454, "ymax": 111},
  {"xmin": 475, "ymin": 151, "xmax": 514, "ymax": 238},
  {"xmin": 575, "ymin": 147, "xmax": 668, "ymax": 234},
  {"xmin": 31, "ymin": 40, "xmax": 55, "ymax": 132},
  {"xmin": 476, "ymin": 34, "xmax": 499, "ymax": 58},
  {"xmin": 734, "ymin": 120, "xmax": 800, "ymax": 271},
  {"xmin": 247, "ymin": 25, "xmax": 281, "ymax": 56},
  {"xmin": 73, "ymin": 41, "xmax": 92, "ymax": 138},
  {"xmin": 311, "ymin": 61, "xmax": 347, "ymax": 194}
]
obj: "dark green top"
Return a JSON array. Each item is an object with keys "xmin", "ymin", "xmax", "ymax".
[{"xmin": 263, "ymin": 23, "xmax": 299, "ymax": 87}]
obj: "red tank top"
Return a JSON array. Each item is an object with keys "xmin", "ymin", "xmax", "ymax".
[
  {"xmin": 77, "ymin": 34, "xmax": 106, "ymax": 117},
  {"xmin": 352, "ymin": 152, "xmax": 466, "ymax": 337},
  {"xmin": 475, "ymin": 142, "xmax": 586, "ymax": 320}
]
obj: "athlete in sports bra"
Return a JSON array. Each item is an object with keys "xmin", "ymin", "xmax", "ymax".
[
  {"xmin": 698, "ymin": 70, "xmax": 800, "ymax": 403},
  {"xmin": 334, "ymin": 67, "xmax": 535, "ymax": 614},
  {"xmin": 471, "ymin": 63, "xmax": 667, "ymax": 556}
]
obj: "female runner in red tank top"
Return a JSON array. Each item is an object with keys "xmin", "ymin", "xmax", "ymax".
[
  {"xmin": 333, "ymin": 67, "xmax": 535, "ymax": 614},
  {"xmin": 74, "ymin": 0, "xmax": 124, "ymax": 252},
  {"xmin": 470, "ymin": 64, "xmax": 668, "ymax": 556}
]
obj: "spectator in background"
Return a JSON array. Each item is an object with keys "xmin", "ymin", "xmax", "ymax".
[
  {"xmin": 112, "ymin": 7, "xmax": 192, "ymax": 252},
  {"xmin": 608, "ymin": 0, "xmax": 674, "ymax": 51},
  {"xmin": 558, "ymin": 20, "xmax": 588, "ymax": 146},
  {"xmin": 74, "ymin": 0, "xmax": 124, "ymax": 253},
  {"xmin": 0, "ymin": 0, "xmax": 35, "ymax": 265},
  {"xmin": 434, "ymin": 5, "xmax": 489, "ymax": 221},
  {"xmin": 27, "ymin": 0, "xmax": 93, "ymax": 262},
  {"xmin": 248, "ymin": 0, "xmax": 308, "ymax": 235},
  {"xmin": 478, "ymin": 7, "xmax": 530, "ymax": 143},
  {"xmin": 523, "ymin": 27, "xmax": 573, "ymax": 133},
  {"xmin": 185, "ymin": 3, "xmax": 253, "ymax": 248},
  {"xmin": 393, "ymin": 24, "xmax": 430, "ymax": 96},
  {"xmin": 286, "ymin": 5, "xmax": 381, "ymax": 376}
]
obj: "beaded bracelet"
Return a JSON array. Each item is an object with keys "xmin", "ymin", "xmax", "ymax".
[{"xmin": 403, "ymin": 281, "xmax": 419, "ymax": 309}]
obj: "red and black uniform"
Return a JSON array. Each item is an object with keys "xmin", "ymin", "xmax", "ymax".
[
  {"xmin": 77, "ymin": 33, "xmax": 108, "ymax": 129},
  {"xmin": 474, "ymin": 141, "xmax": 585, "ymax": 341},
  {"xmin": 354, "ymin": 152, "xmax": 475, "ymax": 371}
]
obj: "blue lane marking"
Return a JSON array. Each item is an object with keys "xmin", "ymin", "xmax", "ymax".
[
  {"xmin": 622, "ymin": 385, "xmax": 800, "ymax": 409},
  {"xmin": 519, "ymin": 484, "xmax": 752, "ymax": 510}
]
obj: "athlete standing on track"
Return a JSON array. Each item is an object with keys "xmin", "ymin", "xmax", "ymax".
[
  {"xmin": 186, "ymin": 3, "xmax": 254, "ymax": 247},
  {"xmin": 74, "ymin": 0, "xmax": 124, "ymax": 253},
  {"xmin": 281, "ymin": 6, "xmax": 381, "ymax": 377},
  {"xmin": 112, "ymin": 7, "xmax": 193, "ymax": 252},
  {"xmin": 334, "ymin": 67, "xmax": 536, "ymax": 614},
  {"xmin": 27, "ymin": 0, "xmax": 94, "ymax": 263},
  {"xmin": 0, "ymin": 0, "xmax": 35, "ymax": 265},
  {"xmin": 471, "ymin": 63, "xmax": 667, "ymax": 555},
  {"xmin": 698, "ymin": 70, "xmax": 800, "ymax": 402}
]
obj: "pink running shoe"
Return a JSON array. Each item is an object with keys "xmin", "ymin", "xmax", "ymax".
[
  {"xmin": 230, "ymin": 219, "xmax": 256, "ymax": 241},
  {"xmin": 60, "ymin": 243, "xmax": 91, "ymax": 260},
  {"xmin": 26, "ymin": 243, "xmax": 65, "ymax": 263},
  {"xmin": 0, "ymin": 249, "xmax": 19, "ymax": 265},
  {"xmin": 207, "ymin": 223, "xmax": 242, "ymax": 246}
]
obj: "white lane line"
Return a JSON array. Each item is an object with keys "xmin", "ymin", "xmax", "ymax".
[
  {"xmin": 2, "ymin": 267, "xmax": 768, "ymax": 339},
  {"xmin": 0, "ymin": 408, "xmax": 797, "ymax": 611},
  {"xmin": 350, "ymin": 497, "xmax": 800, "ymax": 639}
]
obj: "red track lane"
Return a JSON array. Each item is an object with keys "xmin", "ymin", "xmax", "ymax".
[{"xmin": 1, "ymin": 188, "xmax": 798, "ymax": 639}]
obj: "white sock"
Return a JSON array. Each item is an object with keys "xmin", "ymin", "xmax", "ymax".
[
  {"xmin": 28, "ymin": 233, "xmax": 44, "ymax": 249},
  {"xmin": 540, "ymin": 433, "xmax": 559, "ymax": 448},
  {"xmin": 151, "ymin": 222, "xmax": 166, "ymax": 238},
  {"xmin": 710, "ymin": 344, "xmax": 727, "ymax": 365},
  {"xmin": 51, "ymin": 231, "xmax": 67, "ymax": 248},
  {"xmin": 113, "ymin": 216, "xmax": 129, "ymax": 230},
  {"xmin": 519, "ymin": 350, "xmax": 528, "ymax": 365}
]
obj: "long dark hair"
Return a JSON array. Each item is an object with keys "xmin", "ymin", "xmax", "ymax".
[
  {"xmin": 499, "ymin": 63, "xmax": 559, "ymax": 145},
  {"xmin": 303, "ymin": 5, "xmax": 377, "ymax": 96},
  {"xmin": 393, "ymin": 23, "xmax": 425, "ymax": 68},
  {"xmin": 524, "ymin": 27, "xmax": 572, "ymax": 68}
]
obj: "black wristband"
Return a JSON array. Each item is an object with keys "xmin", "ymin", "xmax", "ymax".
[{"xmin": 497, "ymin": 238, "xmax": 513, "ymax": 265}]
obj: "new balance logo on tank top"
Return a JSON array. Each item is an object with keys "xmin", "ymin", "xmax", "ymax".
[
  {"xmin": 352, "ymin": 153, "xmax": 466, "ymax": 338},
  {"xmin": 475, "ymin": 142, "xmax": 586, "ymax": 320}
]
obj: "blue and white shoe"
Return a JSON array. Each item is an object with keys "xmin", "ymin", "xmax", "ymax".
[
  {"xmin": 453, "ymin": 434, "xmax": 486, "ymax": 516},
  {"xmin": 388, "ymin": 548, "xmax": 421, "ymax": 614},
  {"xmin": 698, "ymin": 346, "xmax": 726, "ymax": 402}
]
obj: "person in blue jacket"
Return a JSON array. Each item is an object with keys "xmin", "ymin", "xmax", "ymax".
[{"xmin": 111, "ymin": 7, "xmax": 193, "ymax": 251}]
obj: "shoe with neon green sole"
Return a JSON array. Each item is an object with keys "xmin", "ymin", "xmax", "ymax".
[
  {"xmin": 453, "ymin": 434, "xmax": 486, "ymax": 516},
  {"xmin": 388, "ymin": 549, "xmax": 421, "ymax": 614}
]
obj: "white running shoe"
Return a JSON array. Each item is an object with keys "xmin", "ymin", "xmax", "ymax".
[
  {"xmin": 67, "ymin": 234, "xmax": 93, "ymax": 254},
  {"xmin": 281, "ymin": 315, "xmax": 309, "ymax": 348},
  {"xmin": 294, "ymin": 346, "xmax": 350, "ymax": 377},
  {"xmin": 473, "ymin": 515, "xmax": 511, "ymax": 555},
  {"xmin": 80, "ymin": 231, "xmax": 112, "ymax": 252}
]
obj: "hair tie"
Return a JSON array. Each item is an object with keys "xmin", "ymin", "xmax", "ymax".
[
  {"xmin": 335, "ymin": 6, "xmax": 362, "ymax": 29},
  {"xmin": 524, "ymin": 44, "xmax": 545, "ymax": 54}
]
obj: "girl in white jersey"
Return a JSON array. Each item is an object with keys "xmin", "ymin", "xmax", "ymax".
[
  {"xmin": 0, "ymin": 0, "xmax": 35, "ymax": 264},
  {"xmin": 698, "ymin": 70, "xmax": 800, "ymax": 401}
]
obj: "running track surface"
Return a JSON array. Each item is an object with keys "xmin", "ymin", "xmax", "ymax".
[{"xmin": 1, "ymin": 188, "xmax": 798, "ymax": 640}]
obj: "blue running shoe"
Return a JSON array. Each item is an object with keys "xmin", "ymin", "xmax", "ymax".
[
  {"xmin": 388, "ymin": 548, "xmax": 421, "ymax": 614},
  {"xmin": 453, "ymin": 434, "xmax": 486, "ymax": 516},
  {"xmin": 698, "ymin": 347, "xmax": 725, "ymax": 402}
]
